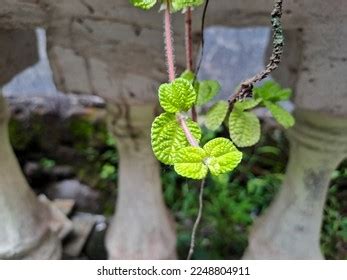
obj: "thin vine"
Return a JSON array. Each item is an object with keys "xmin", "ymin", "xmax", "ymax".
[
  {"xmin": 194, "ymin": 0, "xmax": 210, "ymax": 78},
  {"xmin": 187, "ymin": 178, "xmax": 205, "ymax": 260}
]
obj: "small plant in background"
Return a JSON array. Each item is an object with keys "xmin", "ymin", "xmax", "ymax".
[
  {"xmin": 321, "ymin": 167, "xmax": 347, "ymax": 260},
  {"xmin": 8, "ymin": 94, "xmax": 347, "ymax": 259},
  {"xmin": 39, "ymin": 157, "xmax": 56, "ymax": 171}
]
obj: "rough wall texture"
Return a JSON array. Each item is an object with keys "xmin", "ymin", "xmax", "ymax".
[
  {"xmin": 0, "ymin": 0, "xmax": 346, "ymax": 114},
  {"xmin": 0, "ymin": 29, "xmax": 38, "ymax": 85}
]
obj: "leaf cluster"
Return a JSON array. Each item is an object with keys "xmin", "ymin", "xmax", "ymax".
[
  {"xmin": 151, "ymin": 77, "xmax": 242, "ymax": 179},
  {"xmin": 205, "ymin": 81, "xmax": 295, "ymax": 148},
  {"xmin": 130, "ymin": 0, "xmax": 204, "ymax": 12}
]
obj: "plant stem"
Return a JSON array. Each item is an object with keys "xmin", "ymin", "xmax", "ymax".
[
  {"xmin": 163, "ymin": 2, "xmax": 199, "ymax": 147},
  {"xmin": 185, "ymin": 7, "xmax": 193, "ymax": 71},
  {"xmin": 164, "ymin": 3, "xmax": 176, "ymax": 82},
  {"xmin": 191, "ymin": 106, "xmax": 197, "ymax": 122},
  {"xmin": 228, "ymin": 0, "xmax": 284, "ymax": 104},
  {"xmin": 187, "ymin": 178, "xmax": 205, "ymax": 260},
  {"xmin": 178, "ymin": 114, "xmax": 199, "ymax": 147},
  {"xmin": 194, "ymin": 0, "xmax": 210, "ymax": 77},
  {"xmin": 185, "ymin": 7, "xmax": 198, "ymax": 122}
]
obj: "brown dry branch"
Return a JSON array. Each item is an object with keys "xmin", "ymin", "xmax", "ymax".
[{"xmin": 228, "ymin": 0, "xmax": 284, "ymax": 104}]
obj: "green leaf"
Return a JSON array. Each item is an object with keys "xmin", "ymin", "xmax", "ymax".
[
  {"xmin": 205, "ymin": 101, "xmax": 229, "ymax": 131},
  {"xmin": 254, "ymin": 81, "xmax": 292, "ymax": 102},
  {"xmin": 196, "ymin": 80, "xmax": 221, "ymax": 106},
  {"xmin": 173, "ymin": 137, "xmax": 242, "ymax": 179},
  {"xmin": 159, "ymin": 78, "xmax": 197, "ymax": 113},
  {"xmin": 264, "ymin": 101, "xmax": 295, "ymax": 129},
  {"xmin": 151, "ymin": 113, "xmax": 201, "ymax": 164},
  {"xmin": 234, "ymin": 98, "xmax": 262, "ymax": 111},
  {"xmin": 130, "ymin": 0, "xmax": 157, "ymax": 10},
  {"xmin": 174, "ymin": 147, "xmax": 208, "ymax": 179},
  {"xmin": 172, "ymin": 0, "xmax": 204, "ymax": 11},
  {"xmin": 204, "ymin": 138, "xmax": 242, "ymax": 176},
  {"xmin": 180, "ymin": 70, "xmax": 196, "ymax": 83},
  {"xmin": 229, "ymin": 109, "xmax": 261, "ymax": 147}
]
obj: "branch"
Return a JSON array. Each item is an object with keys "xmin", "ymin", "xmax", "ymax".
[
  {"xmin": 185, "ymin": 7, "xmax": 198, "ymax": 122},
  {"xmin": 185, "ymin": 7, "xmax": 193, "ymax": 71},
  {"xmin": 178, "ymin": 114, "xmax": 199, "ymax": 147},
  {"xmin": 194, "ymin": 0, "xmax": 210, "ymax": 77},
  {"xmin": 228, "ymin": 0, "xmax": 284, "ymax": 104},
  {"xmin": 164, "ymin": 4, "xmax": 176, "ymax": 82}
]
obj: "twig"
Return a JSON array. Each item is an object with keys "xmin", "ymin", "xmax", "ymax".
[
  {"xmin": 178, "ymin": 114, "xmax": 199, "ymax": 147},
  {"xmin": 185, "ymin": 7, "xmax": 198, "ymax": 122},
  {"xmin": 194, "ymin": 0, "xmax": 210, "ymax": 77},
  {"xmin": 228, "ymin": 0, "xmax": 284, "ymax": 104},
  {"xmin": 163, "ymin": 1, "xmax": 199, "ymax": 146},
  {"xmin": 187, "ymin": 178, "xmax": 206, "ymax": 260},
  {"xmin": 185, "ymin": 7, "xmax": 193, "ymax": 71},
  {"xmin": 164, "ymin": 2, "xmax": 176, "ymax": 82}
]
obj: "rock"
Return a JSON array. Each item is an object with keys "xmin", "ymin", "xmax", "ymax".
[
  {"xmin": 63, "ymin": 213, "xmax": 97, "ymax": 258},
  {"xmin": 84, "ymin": 215, "xmax": 108, "ymax": 260},
  {"xmin": 38, "ymin": 195, "xmax": 73, "ymax": 240},
  {"xmin": 6, "ymin": 94, "xmax": 106, "ymax": 121},
  {"xmin": 52, "ymin": 199, "xmax": 75, "ymax": 217},
  {"xmin": 45, "ymin": 179, "xmax": 101, "ymax": 213},
  {"xmin": 24, "ymin": 162, "xmax": 75, "ymax": 180}
]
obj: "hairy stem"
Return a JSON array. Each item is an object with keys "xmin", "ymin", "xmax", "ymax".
[
  {"xmin": 164, "ymin": 4, "xmax": 176, "ymax": 82},
  {"xmin": 187, "ymin": 178, "xmax": 205, "ymax": 260},
  {"xmin": 163, "ymin": 3, "xmax": 199, "ymax": 147},
  {"xmin": 178, "ymin": 114, "xmax": 199, "ymax": 147}
]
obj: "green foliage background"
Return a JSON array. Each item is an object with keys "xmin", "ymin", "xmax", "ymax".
[{"xmin": 9, "ymin": 115, "xmax": 347, "ymax": 260}]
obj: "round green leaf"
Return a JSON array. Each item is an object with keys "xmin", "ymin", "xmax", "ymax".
[
  {"xmin": 196, "ymin": 80, "xmax": 221, "ymax": 106},
  {"xmin": 254, "ymin": 81, "xmax": 292, "ymax": 102},
  {"xmin": 172, "ymin": 0, "xmax": 204, "ymax": 11},
  {"xmin": 130, "ymin": 0, "xmax": 157, "ymax": 10},
  {"xmin": 151, "ymin": 113, "xmax": 201, "ymax": 164},
  {"xmin": 203, "ymin": 138, "xmax": 242, "ymax": 176},
  {"xmin": 229, "ymin": 109, "xmax": 261, "ymax": 147},
  {"xmin": 180, "ymin": 70, "xmax": 195, "ymax": 83},
  {"xmin": 174, "ymin": 146, "xmax": 208, "ymax": 179},
  {"xmin": 234, "ymin": 98, "xmax": 262, "ymax": 111},
  {"xmin": 159, "ymin": 78, "xmax": 197, "ymax": 113},
  {"xmin": 205, "ymin": 101, "xmax": 229, "ymax": 131},
  {"xmin": 264, "ymin": 101, "xmax": 295, "ymax": 129}
]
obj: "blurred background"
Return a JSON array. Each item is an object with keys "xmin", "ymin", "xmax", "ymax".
[{"xmin": 3, "ymin": 26, "xmax": 346, "ymax": 260}]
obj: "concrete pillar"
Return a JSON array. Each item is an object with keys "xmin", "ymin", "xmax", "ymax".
[
  {"xmin": 244, "ymin": 110, "xmax": 347, "ymax": 259},
  {"xmin": 106, "ymin": 104, "xmax": 176, "ymax": 259},
  {"xmin": 244, "ymin": 1, "xmax": 347, "ymax": 259},
  {"xmin": 44, "ymin": 0, "xmax": 179, "ymax": 259},
  {"xmin": 0, "ymin": 29, "xmax": 61, "ymax": 259}
]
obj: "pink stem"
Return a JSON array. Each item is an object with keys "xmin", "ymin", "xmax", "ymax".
[
  {"xmin": 178, "ymin": 115, "xmax": 199, "ymax": 147},
  {"xmin": 163, "ymin": 3, "xmax": 199, "ymax": 147},
  {"xmin": 164, "ymin": 5, "xmax": 176, "ymax": 82}
]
